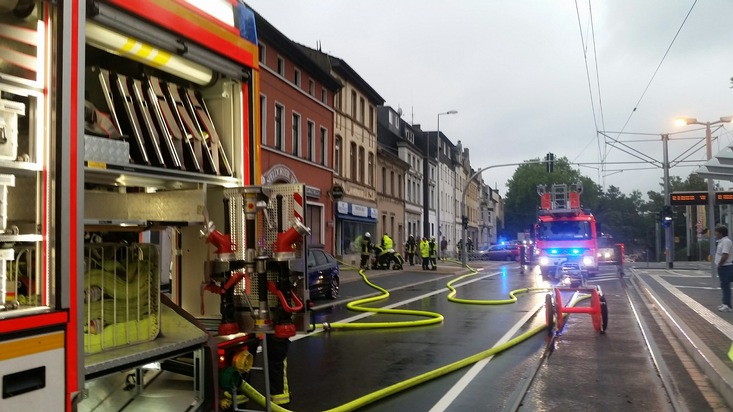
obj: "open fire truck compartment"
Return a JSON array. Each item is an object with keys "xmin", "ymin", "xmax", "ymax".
[{"xmin": 0, "ymin": 1, "xmax": 294, "ymax": 411}]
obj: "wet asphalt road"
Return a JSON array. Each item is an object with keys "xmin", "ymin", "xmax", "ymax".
[{"xmin": 246, "ymin": 263, "xmax": 714, "ymax": 412}]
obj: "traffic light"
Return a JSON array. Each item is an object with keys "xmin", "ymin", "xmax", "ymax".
[
  {"xmin": 462, "ymin": 215, "xmax": 468, "ymax": 229},
  {"xmin": 661, "ymin": 205, "xmax": 673, "ymax": 228},
  {"xmin": 546, "ymin": 152, "xmax": 555, "ymax": 173}
]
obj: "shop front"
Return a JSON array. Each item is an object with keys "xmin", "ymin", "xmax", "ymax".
[{"xmin": 335, "ymin": 200, "xmax": 377, "ymax": 264}]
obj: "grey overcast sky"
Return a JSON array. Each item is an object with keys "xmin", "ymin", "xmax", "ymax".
[{"xmin": 246, "ymin": 0, "xmax": 733, "ymax": 197}]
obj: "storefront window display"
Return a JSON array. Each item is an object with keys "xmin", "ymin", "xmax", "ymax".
[{"xmin": 341, "ymin": 221, "xmax": 376, "ymax": 255}]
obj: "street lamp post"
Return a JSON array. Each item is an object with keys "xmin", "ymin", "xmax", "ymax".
[
  {"xmin": 677, "ymin": 115, "xmax": 733, "ymax": 281},
  {"xmin": 436, "ymin": 110, "xmax": 457, "ymax": 259}
]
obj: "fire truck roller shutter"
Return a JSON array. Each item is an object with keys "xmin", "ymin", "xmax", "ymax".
[
  {"xmin": 87, "ymin": 3, "xmax": 250, "ymax": 84},
  {"xmin": 86, "ymin": 21, "xmax": 213, "ymax": 86}
]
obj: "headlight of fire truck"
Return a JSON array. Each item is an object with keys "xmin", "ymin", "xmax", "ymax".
[
  {"xmin": 582, "ymin": 256, "xmax": 594, "ymax": 266},
  {"xmin": 604, "ymin": 252, "xmax": 611, "ymax": 258},
  {"xmin": 539, "ymin": 256, "xmax": 550, "ymax": 266}
]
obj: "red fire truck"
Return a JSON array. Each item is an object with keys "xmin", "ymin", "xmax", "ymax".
[
  {"xmin": 534, "ymin": 183, "xmax": 599, "ymax": 281},
  {"xmin": 0, "ymin": 1, "xmax": 311, "ymax": 411}
]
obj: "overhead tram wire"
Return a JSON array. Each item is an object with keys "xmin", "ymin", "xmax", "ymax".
[
  {"xmin": 573, "ymin": 2, "xmax": 698, "ymax": 185},
  {"xmin": 595, "ymin": 125, "xmax": 716, "ymax": 173},
  {"xmin": 588, "ymin": 0, "xmax": 607, "ymax": 183},
  {"xmin": 574, "ymin": 0, "xmax": 603, "ymax": 184},
  {"xmin": 598, "ymin": 131, "xmax": 661, "ymax": 167},
  {"xmin": 611, "ymin": 0, "xmax": 698, "ymax": 143}
]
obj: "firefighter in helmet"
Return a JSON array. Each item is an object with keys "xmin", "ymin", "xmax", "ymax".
[
  {"xmin": 360, "ymin": 232, "xmax": 373, "ymax": 270},
  {"xmin": 428, "ymin": 236, "xmax": 437, "ymax": 270},
  {"xmin": 405, "ymin": 234, "xmax": 417, "ymax": 266}
]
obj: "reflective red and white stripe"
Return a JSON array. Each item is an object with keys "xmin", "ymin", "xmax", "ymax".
[{"xmin": 293, "ymin": 192, "xmax": 303, "ymax": 222}]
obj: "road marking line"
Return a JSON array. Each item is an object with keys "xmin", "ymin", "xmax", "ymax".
[{"xmin": 429, "ymin": 299, "xmax": 546, "ymax": 412}]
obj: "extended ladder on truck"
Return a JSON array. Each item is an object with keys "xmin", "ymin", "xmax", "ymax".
[{"xmin": 537, "ymin": 182, "xmax": 583, "ymax": 215}]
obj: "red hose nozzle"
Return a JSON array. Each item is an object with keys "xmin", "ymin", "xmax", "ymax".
[{"xmin": 274, "ymin": 218, "xmax": 311, "ymax": 254}]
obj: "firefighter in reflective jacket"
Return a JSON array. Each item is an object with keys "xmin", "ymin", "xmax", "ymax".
[
  {"xmin": 382, "ymin": 234, "xmax": 393, "ymax": 251},
  {"xmin": 405, "ymin": 234, "xmax": 417, "ymax": 266},
  {"xmin": 428, "ymin": 236, "xmax": 437, "ymax": 270},
  {"xmin": 378, "ymin": 233, "xmax": 394, "ymax": 267},
  {"xmin": 420, "ymin": 237, "xmax": 430, "ymax": 270},
  {"xmin": 360, "ymin": 232, "xmax": 373, "ymax": 269}
]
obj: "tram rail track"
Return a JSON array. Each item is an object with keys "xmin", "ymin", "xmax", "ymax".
[{"xmin": 504, "ymin": 271, "xmax": 690, "ymax": 412}]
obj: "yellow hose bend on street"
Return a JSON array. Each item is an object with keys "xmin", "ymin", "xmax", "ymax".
[
  {"xmin": 446, "ymin": 261, "xmax": 551, "ymax": 305},
  {"xmin": 320, "ymin": 268, "xmax": 444, "ymax": 330}
]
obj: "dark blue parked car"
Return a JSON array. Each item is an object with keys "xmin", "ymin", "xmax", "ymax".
[{"xmin": 307, "ymin": 247, "xmax": 340, "ymax": 299}]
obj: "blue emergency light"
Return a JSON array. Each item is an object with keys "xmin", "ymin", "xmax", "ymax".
[
  {"xmin": 571, "ymin": 249, "xmax": 580, "ymax": 254},
  {"xmin": 550, "ymin": 249, "xmax": 558, "ymax": 254}
]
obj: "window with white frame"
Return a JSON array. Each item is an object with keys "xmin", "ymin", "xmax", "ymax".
[
  {"xmin": 369, "ymin": 106, "xmax": 374, "ymax": 131},
  {"xmin": 292, "ymin": 112, "xmax": 301, "ymax": 156},
  {"xmin": 274, "ymin": 103, "xmax": 284, "ymax": 150},
  {"xmin": 358, "ymin": 146, "xmax": 365, "ymax": 184},
  {"xmin": 351, "ymin": 91, "xmax": 356, "ymax": 118},
  {"xmin": 309, "ymin": 79, "xmax": 314, "ymax": 96},
  {"xmin": 350, "ymin": 142, "xmax": 356, "ymax": 180},
  {"xmin": 320, "ymin": 127, "xmax": 328, "ymax": 166},
  {"xmin": 368, "ymin": 153, "xmax": 374, "ymax": 186},
  {"xmin": 335, "ymin": 136, "xmax": 342, "ymax": 175},
  {"xmin": 277, "ymin": 56, "xmax": 285, "ymax": 76},
  {"xmin": 359, "ymin": 97, "xmax": 365, "ymax": 124},
  {"xmin": 307, "ymin": 120, "xmax": 315, "ymax": 161},
  {"xmin": 398, "ymin": 174, "xmax": 402, "ymax": 198},
  {"xmin": 294, "ymin": 68, "xmax": 301, "ymax": 87},
  {"xmin": 258, "ymin": 43, "xmax": 266, "ymax": 64},
  {"xmin": 321, "ymin": 89, "xmax": 327, "ymax": 104}
]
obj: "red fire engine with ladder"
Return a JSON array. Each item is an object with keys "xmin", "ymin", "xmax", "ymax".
[
  {"xmin": 535, "ymin": 182, "xmax": 599, "ymax": 282},
  {"xmin": 0, "ymin": 1, "xmax": 312, "ymax": 411},
  {"xmin": 536, "ymin": 183, "xmax": 608, "ymax": 335}
]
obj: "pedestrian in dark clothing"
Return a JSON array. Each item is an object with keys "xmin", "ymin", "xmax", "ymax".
[
  {"xmin": 429, "ymin": 236, "xmax": 437, "ymax": 270},
  {"xmin": 405, "ymin": 235, "xmax": 417, "ymax": 266},
  {"xmin": 715, "ymin": 225, "xmax": 733, "ymax": 312},
  {"xmin": 440, "ymin": 237, "xmax": 448, "ymax": 261}
]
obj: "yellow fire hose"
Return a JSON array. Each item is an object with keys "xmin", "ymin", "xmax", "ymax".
[
  {"xmin": 240, "ymin": 297, "xmax": 591, "ymax": 412},
  {"xmin": 237, "ymin": 261, "xmax": 588, "ymax": 411},
  {"xmin": 320, "ymin": 264, "xmax": 444, "ymax": 330}
]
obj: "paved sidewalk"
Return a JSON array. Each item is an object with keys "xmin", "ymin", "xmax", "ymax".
[{"xmin": 630, "ymin": 261, "xmax": 733, "ymax": 406}]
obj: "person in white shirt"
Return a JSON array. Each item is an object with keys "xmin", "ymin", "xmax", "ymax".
[{"xmin": 714, "ymin": 225, "xmax": 733, "ymax": 312}]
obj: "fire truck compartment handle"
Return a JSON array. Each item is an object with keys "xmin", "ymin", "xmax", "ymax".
[{"xmin": 267, "ymin": 281, "xmax": 303, "ymax": 313}]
